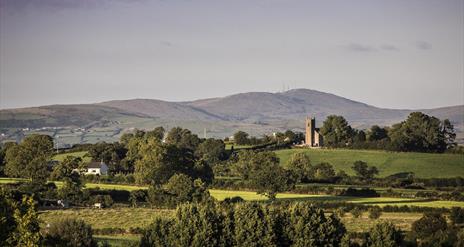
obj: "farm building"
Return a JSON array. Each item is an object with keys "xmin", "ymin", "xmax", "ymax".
[{"xmin": 84, "ymin": 161, "xmax": 109, "ymax": 176}]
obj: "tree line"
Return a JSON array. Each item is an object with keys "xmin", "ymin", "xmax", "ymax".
[{"xmin": 319, "ymin": 112, "xmax": 457, "ymax": 153}]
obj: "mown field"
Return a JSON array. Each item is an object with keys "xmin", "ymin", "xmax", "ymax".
[
  {"xmin": 38, "ymin": 207, "xmax": 423, "ymax": 234},
  {"xmin": 276, "ymin": 148, "xmax": 464, "ymax": 178}
]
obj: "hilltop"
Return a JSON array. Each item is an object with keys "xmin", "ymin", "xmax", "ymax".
[{"xmin": 1, "ymin": 89, "xmax": 462, "ymax": 144}]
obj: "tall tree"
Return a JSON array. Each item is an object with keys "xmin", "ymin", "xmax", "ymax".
[
  {"xmin": 233, "ymin": 131, "xmax": 249, "ymax": 145},
  {"xmin": 4, "ymin": 134, "xmax": 53, "ymax": 184},
  {"xmin": 145, "ymin": 127, "xmax": 166, "ymax": 141},
  {"xmin": 234, "ymin": 151, "xmax": 294, "ymax": 199},
  {"xmin": 11, "ymin": 196, "xmax": 41, "ymax": 247},
  {"xmin": 352, "ymin": 161, "xmax": 379, "ymax": 181},
  {"xmin": 367, "ymin": 125, "xmax": 389, "ymax": 141},
  {"xmin": 195, "ymin": 138, "xmax": 226, "ymax": 164},
  {"xmin": 87, "ymin": 142, "xmax": 127, "ymax": 173},
  {"xmin": 286, "ymin": 152, "xmax": 313, "ymax": 183},
  {"xmin": 389, "ymin": 112, "xmax": 455, "ymax": 152},
  {"xmin": 320, "ymin": 115, "xmax": 353, "ymax": 147},
  {"xmin": 165, "ymin": 127, "xmax": 200, "ymax": 151}
]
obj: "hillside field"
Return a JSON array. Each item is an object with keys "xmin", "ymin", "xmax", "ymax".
[
  {"xmin": 276, "ymin": 148, "xmax": 464, "ymax": 178},
  {"xmin": 53, "ymin": 151, "xmax": 91, "ymax": 163}
]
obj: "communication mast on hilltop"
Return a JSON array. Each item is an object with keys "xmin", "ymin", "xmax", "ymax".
[{"xmin": 281, "ymin": 83, "xmax": 291, "ymax": 92}]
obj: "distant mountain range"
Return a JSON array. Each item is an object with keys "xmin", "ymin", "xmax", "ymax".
[{"xmin": 1, "ymin": 89, "xmax": 463, "ymax": 144}]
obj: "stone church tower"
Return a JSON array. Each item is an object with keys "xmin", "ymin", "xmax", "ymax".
[{"xmin": 305, "ymin": 117, "xmax": 323, "ymax": 147}]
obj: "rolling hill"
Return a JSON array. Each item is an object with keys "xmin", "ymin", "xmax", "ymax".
[{"xmin": 1, "ymin": 89, "xmax": 462, "ymax": 144}]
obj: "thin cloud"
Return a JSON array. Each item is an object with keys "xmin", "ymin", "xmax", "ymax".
[
  {"xmin": 0, "ymin": 0, "xmax": 146, "ymax": 11},
  {"xmin": 415, "ymin": 41, "xmax": 432, "ymax": 50},
  {"xmin": 345, "ymin": 43, "xmax": 377, "ymax": 52},
  {"xmin": 160, "ymin": 41, "xmax": 173, "ymax": 47},
  {"xmin": 380, "ymin": 44, "xmax": 399, "ymax": 51}
]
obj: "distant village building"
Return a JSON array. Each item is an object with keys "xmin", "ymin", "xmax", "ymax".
[
  {"xmin": 84, "ymin": 161, "xmax": 109, "ymax": 176},
  {"xmin": 305, "ymin": 117, "xmax": 323, "ymax": 147}
]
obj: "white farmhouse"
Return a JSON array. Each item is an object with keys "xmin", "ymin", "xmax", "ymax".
[{"xmin": 84, "ymin": 161, "xmax": 109, "ymax": 176}]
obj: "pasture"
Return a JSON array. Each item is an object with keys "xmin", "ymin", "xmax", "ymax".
[{"xmin": 276, "ymin": 148, "xmax": 464, "ymax": 178}]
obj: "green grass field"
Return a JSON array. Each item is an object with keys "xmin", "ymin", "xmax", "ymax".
[
  {"xmin": 53, "ymin": 151, "xmax": 91, "ymax": 163},
  {"xmin": 225, "ymin": 144, "xmax": 254, "ymax": 150},
  {"xmin": 39, "ymin": 207, "xmax": 173, "ymax": 230},
  {"xmin": 276, "ymin": 148, "xmax": 464, "ymax": 178}
]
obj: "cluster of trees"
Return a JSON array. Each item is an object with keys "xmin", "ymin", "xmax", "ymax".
[
  {"xmin": 3, "ymin": 134, "xmax": 54, "ymax": 185},
  {"xmin": 285, "ymin": 152, "xmax": 379, "ymax": 184},
  {"xmin": 141, "ymin": 202, "xmax": 347, "ymax": 247},
  {"xmin": 145, "ymin": 173, "xmax": 211, "ymax": 208},
  {"xmin": 231, "ymin": 130, "xmax": 304, "ymax": 146},
  {"xmin": 320, "ymin": 112, "xmax": 457, "ymax": 153},
  {"xmin": 1, "ymin": 189, "xmax": 98, "ymax": 247},
  {"xmin": 232, "ymin": 151, "xmax": 295, "ymax": 199},
  {"xmin": 140, "ymin": 201, "xmax": 464, "ymax": 247},
  {"xmin": 409, "ymin": 211, "xmax": 464, "ymax": 246},
  {"xmin": 88, "ymin": 126, "xmax": 227, "ymax": 176},
  {"xmin": 285, "ymin": 152, "xmax": 339, "ymax": 183}
]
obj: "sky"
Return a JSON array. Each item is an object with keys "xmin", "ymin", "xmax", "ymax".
[{"xmin": 0, "ymin": 0, "xmax": 463, "ymax": 110}]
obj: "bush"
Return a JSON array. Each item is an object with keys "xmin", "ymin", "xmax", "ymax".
[
  {"xmin": 90, "ymin": 195, "xmax": 113, "ymax": 208},
  {"xmin": 368, "ymin": 207, "xmax": 382, "ymax": 220},
  {"xmin": 351, "ymin": 207, "xmax": 363, "ymax": 218},
  {"xmin": 284, "ymin": 203, "xmax": 346, "ymax": 246},
  {"xmin": 43, "ymin": 218, "xmax": 96, "ymax": 247},
  {"xmin": 222, "ymin": 196, "xmax": 244, "ymax": 204},
  {"xmin": 129, "ymin": 189, "xmax": 148, "ymax": 207},
  {"xmin": 411, "ymin": 212, "xmax": 447, "ymax": 240},
  {"xmin": 340, "ymin": 187, "xmax": 379, "ymax": 197},
  {"xmin": 449, "ymin": 207, "xmax": 464, "ymax": 225},
  {"xmin": 335, "ymin": 207, "xmax": 347, "ymax": 218},
  {"xmin": 146, "ymin": 174, "xmax": 210, "ymax": 208},
  {"xmin": 366, "ymin": 222, "xmax": 404, "ymax": 247},
  {"xmin": 412, "ymin": 213, "xmax": 456, "ymax": 247}
]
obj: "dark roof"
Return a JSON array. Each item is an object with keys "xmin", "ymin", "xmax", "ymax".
[{"xmin": 87, "ymin": 161, "xmax": 105, "ymax": 169}]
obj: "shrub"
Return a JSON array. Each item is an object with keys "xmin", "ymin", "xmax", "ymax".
[
  {"xmin": 222, "ymin": 196, "xmax": 244, "ymax": 204},
  {"xmin": 44, "ymin": 218, "xmax": 96, "ymax": 247},
  {"xmin": 140, "ymin": 217, "xmax": 173, "ymax": 247},
  {"xmin": 450, "ymin": 207, "xmax": 464, "ymax": 225},
  {"xmin": 412, "ymin": 212, "xmax": 447, "ymax": 239},
  {"xmin": 335, "ymin": 207, "xmax": 347, "ymax": 218},
  {"xmin": 233, "ymin": 203, "xmax": 276, "ymax": 247},
  {"xmin": 284, "ymin": 203, "xmax": 346, "ymax": 247},
  {"xmin": 351, "ymin": 207, "xmax": 363, "ymax": 218},
  {"xmin": 340, "ymin": 187, "xmax": 379, "ymax": 197},
  {"xmin": 366, "ymin": 222, "xmax": 404, "ymax": 247},
  {"xmin": 129, "ymin": 189, "xmax": 148, "ymax": 207},
  {"xmin": 368, "ymin": 207, "xmax": 382, "ymax": 220}
]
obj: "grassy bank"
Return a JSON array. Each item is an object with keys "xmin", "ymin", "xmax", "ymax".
[{"xmin": 275, "ymin": 148, "xmax": 464, "ymax": 178}]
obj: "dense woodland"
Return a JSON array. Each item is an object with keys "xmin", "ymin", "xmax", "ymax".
[{"xmin": 1, "ymin": 112, "xmax": 463, "ymax": 246}]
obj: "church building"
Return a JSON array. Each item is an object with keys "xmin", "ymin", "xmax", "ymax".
[{"xmin": 305, "ymin": 117, "xmax": 323, "ymax": 147}]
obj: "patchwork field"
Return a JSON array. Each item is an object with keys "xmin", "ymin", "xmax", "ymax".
[
  {"xmin": 276, "ymin": 148, "xmax": 464, "ymax": 178},
  {"xmin": 38, "ymin": 207, "xmax": 423, "ymax": 234},
  {"xmin": 2, "ymin": 178, "xmax": 463, "ymax": 208}
]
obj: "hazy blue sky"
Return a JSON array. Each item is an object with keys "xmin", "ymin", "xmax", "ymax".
[{"xmin": 1, "ymin": 0, "xmax": 463, "ymax": 109}]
